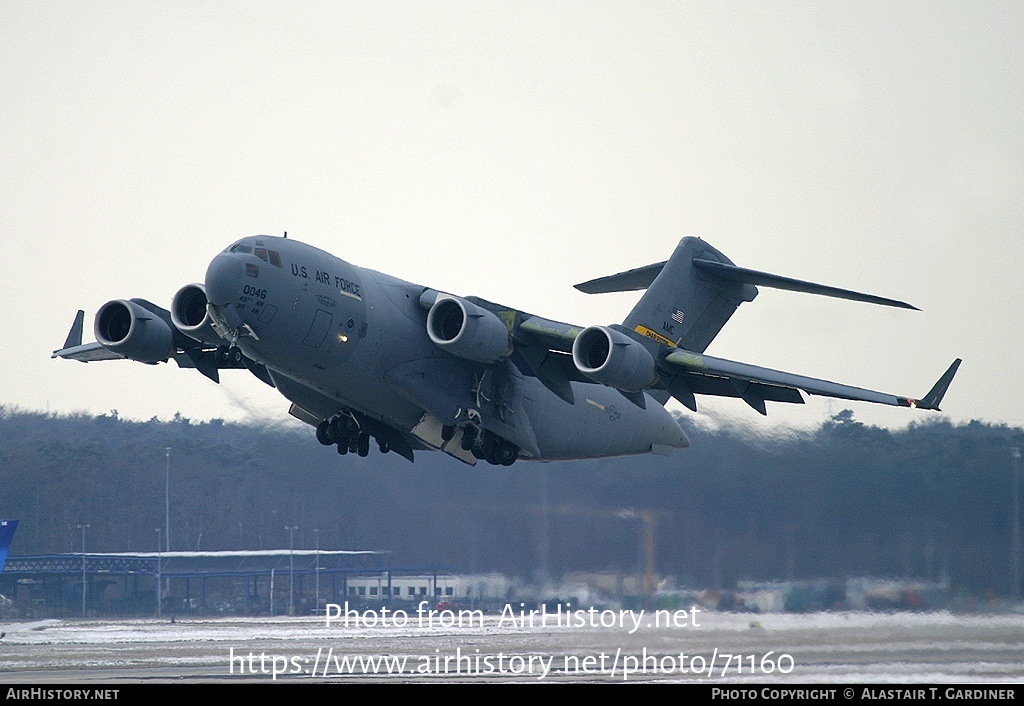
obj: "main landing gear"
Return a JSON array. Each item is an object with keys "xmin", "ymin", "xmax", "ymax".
[
  {"xmin": 316, "ymin": 411, "xmax": 375, "ymax": 457},
  {"xmin": 214, "ymin": 345, "xmax": 244, "ymax": 366},
  {"xmin": 449, "ymin": 424, "xmax": 518, "ymax": 466},
  {"xmin": 318, "ymin": 410, "xmax": 517, "ymax": 465}
]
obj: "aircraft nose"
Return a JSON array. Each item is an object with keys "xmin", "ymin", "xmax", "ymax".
[{"xmin": 205, "ymin": 253, "xmax": 243, "ymax": 306}]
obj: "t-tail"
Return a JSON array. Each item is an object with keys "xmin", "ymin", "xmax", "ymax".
[
  {"xmin": 574, "ymin": 236, "xmax": 957, "ymax": 415},
  {"xmin": 576, "ymin": 236, "xmax": 919, "ymax": 355}
]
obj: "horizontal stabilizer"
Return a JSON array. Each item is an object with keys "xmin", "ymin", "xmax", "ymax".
[
  {"xmin": 574, "ymin": 262, "xmax": 666, "ymax": 294},
  {"xmin": 692, "ymin": 259, "xmax": 918, "ymax": 310}
]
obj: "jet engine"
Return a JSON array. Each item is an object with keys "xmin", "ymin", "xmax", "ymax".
[
  {"xmin": 572, "ymin": 325, "xmax": 657, "ymax": 391},
  {"xmin": 426, "ymin": 295, "xmax": 512, "ymax": 364},
  {"xmin": 94, "ymin": 299, "xmax": 176, "ymax": 363},
  {"xmin": 171, "ymin": 284, "xmax": 223, "ymax": 346}
]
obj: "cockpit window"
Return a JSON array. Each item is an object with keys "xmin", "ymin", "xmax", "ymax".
[
  {"xmin": 254, "ymin": 247, "xmax": 269, "ymax": 262},
  {"xmin": 268, "ymin": 250, "xmax": 283, "ymax": 267},
  {"xmin": 230, "ymin": 243, "xmax": 253, "ymax": 254}
]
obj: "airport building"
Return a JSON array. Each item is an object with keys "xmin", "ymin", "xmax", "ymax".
[{"xmin": 0, "ymin": 549, "xmax": 485, "ymax": 618}]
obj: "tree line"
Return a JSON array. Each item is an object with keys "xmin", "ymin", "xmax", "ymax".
[{"xmin": 1, "ymin": 406, "xmax": 1021, "ymax": 597}]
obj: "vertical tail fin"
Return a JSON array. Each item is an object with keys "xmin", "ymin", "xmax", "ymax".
[
  {"xmin": 626, "ymin": 238, "xmax": 757, "ymax": 353},
  {"xmin": 575, "ymin": 237, "xmax": 756, "ymax": 354}
]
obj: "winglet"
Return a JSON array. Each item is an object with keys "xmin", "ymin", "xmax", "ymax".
[
  {"xmin": 911, "ymin": 358, "xmax": 962, "ymax": 411},
  {"xmin": 62, "ymin": 310, "xmax": 85, "ymax": 350}
]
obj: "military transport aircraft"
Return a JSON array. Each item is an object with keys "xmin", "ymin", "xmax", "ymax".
[{"xmin": 53, "ymin": 235, "xmax": 960, "ymax": 466}]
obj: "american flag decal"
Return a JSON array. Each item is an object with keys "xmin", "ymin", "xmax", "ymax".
[{"xmin": 671, "ymin": 309, "xmax": 685, "ymax": 324}]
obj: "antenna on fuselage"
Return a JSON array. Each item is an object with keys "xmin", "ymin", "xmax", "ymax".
[{"xmin": 284, "ymin": 231, "xmax": 287, "ymax": 238}]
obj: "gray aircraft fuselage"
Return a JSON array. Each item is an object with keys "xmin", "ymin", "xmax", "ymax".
[{"xmin": 204, "ymin": 235, "xmax": 688, "ymax": 462}]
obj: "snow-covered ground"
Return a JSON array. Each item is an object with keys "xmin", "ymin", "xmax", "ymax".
[{"xmin": 2, "ymin": 611, "xmax": 1022, "ymax": 683}]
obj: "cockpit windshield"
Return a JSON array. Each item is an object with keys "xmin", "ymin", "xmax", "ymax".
[{"xmin": 226, "ymin": 241, "xmax": 283, "ymax": 267}]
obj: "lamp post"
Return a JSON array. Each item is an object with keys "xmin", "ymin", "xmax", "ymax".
[
  {"xmin": 313, "ymin": 528, "xmax": 320, "ymax": 615},
  {"xmin": 286, "ymin": 525, "xmax": 298, "ymax": 615},
  {"xmin": 77, "ymin": 523, "xmax": 90, "ymax": 618},
  {"xmin": 156, "ymin": 528, "xmax": 162, "ymax": 618},
  {"xmin": 1013, "ymin": 447, "xmax": 1021, "ymax": 602},
  {"xmin": 164, "ymin": 447, "xmax": 171, "ymax": 552}
]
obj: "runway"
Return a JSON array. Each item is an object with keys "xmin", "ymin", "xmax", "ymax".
[{"xmin": 2, "ymin": 609, "xmax": 1022, "ymax": 683}]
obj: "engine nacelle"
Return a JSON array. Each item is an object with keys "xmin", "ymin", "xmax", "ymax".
[
  {"xmin": 171, "ymin": 283, "xmax": 223, "ymax": 346},
  {"xmin": 94, "ymin": 299, "xmax": 176, "ymax": 363},
  {"xmin": 572, "ymin": 325, "xmax": 657, "ymax": 391},
  {"xmin": 426, "ymin": 295, "xmax": 511, "ymax": 364}
]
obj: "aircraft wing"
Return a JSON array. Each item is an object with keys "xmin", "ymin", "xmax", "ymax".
[
  {"xmin": 517, "ymin": 314, "xmax": 582, "ymax": 352},
  {"xmin": 510, "ymin": 314, "xmax": 592, "ymax": 404},
  {"xmin": 417, "ymin": 289, "xmax": 595, "ymax": 404},
  {"xmin": 52, "ymin": 341, "xmax": 126, "ymax": 362},
  {"xmin": 51, "ymin": 309, "xmax": 272, "ymax": 386},
  {"xmin": 51, "ymin": 311, "xmax": 126, "ymax": 361},
  {"xmin": 659, "ymin": 349, "xmax": 961, "ymax": 415},
  {"xmin": 416, "ymin": 287, "xmax": 960, "ymax": 415}
]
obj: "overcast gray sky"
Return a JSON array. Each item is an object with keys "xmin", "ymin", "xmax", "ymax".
[{"xmin": 2, "ymin": 1, "xmax": 1021, "ymax": 434}]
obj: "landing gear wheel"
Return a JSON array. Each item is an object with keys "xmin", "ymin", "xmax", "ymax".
[
  {"xmin": 476, "ymin": 433, "xmax": 496, "ymax": 462},
  {"xmin": 337, "ymin": 441, "xmax": 349, "ymax": 455},
  {"xmin": 316, "ymin": 420, "xmax": 334, "ymax": 445},
  {"xmin": 227, "ymin": 346, "xmax": 243, "ymax": 365},
  {"xmin": 460, "ymin": 428, "xmax": 477, "ymax": 451},
  {"xmin": 330, "ymin": 417, "xmax": 344, "ymax": 442},
  {"xmin": 441, "ymin": 425, "xmax": 456, "ymax": 442},
  {"xmin": 357, "ymin": 432, "xmax": 370, "ymax": 457},
  {"xmin": 494, "ymin": 440, "xmax": 518, "ymax": 466}
]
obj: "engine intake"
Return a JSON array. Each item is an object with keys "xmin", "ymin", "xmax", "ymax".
[
  {"xmin": 426, "ymin": 295, "xmax": 511, "ymax": 364},
  {"xmin": 572, "ymin": 325, "xmax": 656, "ymax": 391},
  {"xmin": 94, "ymin": 299, "xmax": 176, "ymax": 363},
  {"xmin": 171, "ymin": 283, "xmax": 223, "ymax": 346}
]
